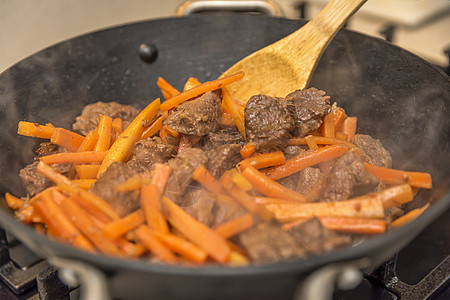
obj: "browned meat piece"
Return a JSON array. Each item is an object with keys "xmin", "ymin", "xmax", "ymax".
[
  {"xmin": 211, "ymin": 196, "xmax": 247, "ymax": 227},
  {"xmin": 126, "ymin": 137, "xmax": 174, "ymax": 174},
  {"xmin": 296, "ymin": 167, "xmax": 322, "ymax": 195},
  {"xmin": 353, "ymin": 134, "xmax": 392, "ymax": 167},
  {"xmin": 165, "ymin": 148, "xmax": 209, "ymax": 202},
  {"xmin": 90, "ymin": 162, "xmax": 139, "ymax": 217},
  {"xmin": 239, "ymin": 221, "xmax": 306, "ymax": 263},
  {"xmin": 321, "ymin": 151, "xmax": 379, "ymax": 202},
  {"xmin": 202, "ymin": 127, "xmax": 245, "ymax": 151},
  {"xmin": 72, "ymin": 101, "xmax": 138, "ymax": 135},
  {"xmin": 283, "ymin": 145, "xmax": 307, "ymax": 160},
  {"xmin": 35, "ymin": 142, "xmax": 59, "ymax": 157},
  {"xmin": 284, "ymin": 87, "xmax": 331, "ymax": 137},
  {"xmin": 288, "ymin": 218, "xmax": 351, "ymax": 254},
  {"xmin": 386, "ymin": 207, "xmax": 404, "ymax": 224},
  {"xmin": 183, "ymin": 188, "xmax": 216, "ymax": 226},
  {"xmin": 206, "ymin": 144, "xmax": 242, "ymax": 178},
  {"xmin": 245, "ymin": 95, "xmax": 295, "ymax": 153},
  {"xmin": 163, "ymin": 91, "xmax": 222, "ymax": 136}
]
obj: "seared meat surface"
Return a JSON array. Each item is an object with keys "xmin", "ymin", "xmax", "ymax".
[
  {"xmin": 127, "ymin": 137, "xmax": 174, "ymax": 174},
  {"xmin": 202, "ymin": 127, "xmax": 245, "ymax": 150},
  {"xmin": 206, "ymin": 144, "xmax": 242, "ymax": 178},
  {"xmin": 353, "ymin": 134, "xmax": 392, "ymax": 167}
]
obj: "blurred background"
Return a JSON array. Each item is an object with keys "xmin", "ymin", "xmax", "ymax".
[{"xmin": 1, "ymin": 0, "xmax": 449, "ymax": 73}]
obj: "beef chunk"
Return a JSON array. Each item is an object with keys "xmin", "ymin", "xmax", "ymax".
[
  {"xmin": 183, "ymin": 188, "xmax": 216, "ymax": 226},
  {"xmin": 163, "ymin": 91, "xmax": 222, "ymax": 136},
  {"xmin": 206, "ymin": 144, "xmax": 242, "ymax": 178},
  {"xmin": 353, "ymin": 134, "xmax": 392, "ymax": 168},
  {"xmin": 202, "ymin": 127, "xmax": 245, "ymax": 151},
  {"xmin": 126, "ymin": 137, "xmax": 174, "ymax": 174},
  {"xmin": 296, "ymin": 167, "xmax": 322, "ymax": 195},
  {"xmin": 165, "ymin": 148, "xmax": 209, "ymax": 202},
  {"xmin": 245, "ymin": 95, "xmax": 294, "ymax": 152},
  {"xmin": 283, "ymin": 145, "xmax": 307, "ymax": 160},
  {"xmin": 288, "ymin": 218, "xmax": 351, "ymax": 255},
  {"xmin": 239, "ymin": 221, "xmax": 306, "ymax": 263},
  {"xmin": 73, "ymin": 102, "xmax": 138, "ymax": 135},
  {"xmin": 35, "ymin": 142, "xmax": 59, "ymax": 157},
  {"xmin": 284, "ymin": 88, "xmax": 331, "ymax": 137},
  {"xmin": 90, "ymin": 162, "xmax": 139, "ymax": 217},
  {"xmin": 386, "ymin": 207, "xmax": 404, "ymax": 224},
  {"xmin": 321, "ymin": 151, "xmax": 379, "ymax": 202}
]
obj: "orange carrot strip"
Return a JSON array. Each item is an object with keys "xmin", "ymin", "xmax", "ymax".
[
  {"xmin": 34, "ymin": 191, "xmax": 96, "ymax": 252},
  {"xmin": 40, "ymin": 151, "xmax": 108, "ymax": 165},
  {"xmin": 160, "ymin": 72, "xmax": 244, "ymax": 112},
  {"xmin": 365, "ymin": 163, "xmax": 432, "ymax": 189},
  {"xmin": 305, "ymin": 135, "xmax": 319, "ymax": 150},
  {"xmin": 15, "ymin": 205, "xmax": 41, "ymax": 223},
  {"xmin": 335, "ymin": 131, "xmax": 348, "ymax": 141},
  {"xmin": 214, "ymin": 213, "xmax": 254, "ymax": 239},
  {"xmin": 135, "ymin": 225, "xmax": 177, "ymax": 264},
  {"xmin": 161, "ymin": 89, "xmax": 173, "ymax": 101},
  {"xmin": 261, "ymin": 145, "xmax": 348, "ymax": 180},
  {"xmin": 288, "ymin": 136, "xmax": 355, "ymax": 149},
  {"xmin": 153, "ymin": 230, "xmax": 207, "ymax": 263},
  {"xmin": 94, "ymin": 115, "xmax": 113, "ymax": 151},
  {"xmin": 140, "ymin": 184, "xmax": 169, "ymax": 233},
  {"xmin": 17, "ymin": 121, "xmax": 54, "ymax": 139},
  {"xmin": 183, "ymin": 77, "xmax": 202, "ymax": 91},
  {"xmin": 222, "ymin": 86, "xmax": 246, "ymax": 139},
  {"xmin": 5, "ymin": 193, "xmax": 24, "ymax": 210},
  {"xmin": 281, "ymin": 218, "xmax": 311, "ymax": 230},
  {"xmin": 112, "ymin": 118, "xmax": 123, "ymax": 138},
  {"xmin": 333, "ymin": 106, "xmax": 348, "ymax": 132},
  {"xmin": 341, "ymin": 116, "xmax": 357, "ymax": 142},
  {"xmin": 242, "ymin": 165, "xmax": 307, "ymax": 202},
  {"xmin": 238, "ymin": 150, "xmax": 285, "ymax": 171},
  {"xmin": 391, "ymin": 204, "xmax": 430, "ymax": 229},
  {"xmin": 150, "ymin": 163, "xmax": 173, "ymax": 196},
  {"xmin": 157, "ymin": 77, "xmax": 181, "ymax": 98},
  {"xmin": 240, "ymin": 142, "xmax": 255, "ymax": 159},
  {"xmin": 36, "ymin": 161, "xmax": 73, "ymax": 186},
  {"xmin": 227, "ymin": 251, "xmax": 250, "ymax": 266},
  {"xmin": 230, "ymin": 170, "xmax": 253, "ymax": 192},
  {"xmin": 98, "ymin": 99, "xmax": 160, "ymax": 176},
  {"xmin": 115, "ymin": 175, "xmax": 143, "ymax": 192},
  {"xmin": 254, "ymin": 196, "xmax": 299, "ymax": 205},
  {"xmin": 141, "ymin": 114, "xmax": 166, "ymax": 140},
  {"xmin": 77, "ymin": 130, "xmax": 99, "ymax": 152},
  {"xmin": 102, "ymin": 209, "xmax": 146, "ymax": 240},
  {"xmin": 220, "ymin": 111, "xmax": 235, "ymax": 127},
  {"xmin": 319, "ymin": 216, "xmax": 386, "ymax": 235},
  {"xmin": 75, "ymin": 164, "xmax": 101, "ymax": 179},
  {"xmin": 320, "ymin": 109, "xmax": 335, "ymax": 138},
  {"xmin": 161, "ymin": 196, "xmax": 230, "ymax": 263},
  {"xmin": 362, "ymin": 184, "xmax": 414, "ymax": 209},
  {"xmin": 192, "ymin": 164, "xmax": 226, "ymax": 194},
  {"xmin": 163, "ymin": 125, "xmax": 180, "ymax": 138},
  {"xmin": 71, "ymin": 179, "xmax": 96, "ymax": 190},
  {"xmin": 61, "ymin": 197, "xmax": 123, "ymax": 256},
  {"xmin": 50, "ymin": 128, "xmax": 85, "ymax": 152}
]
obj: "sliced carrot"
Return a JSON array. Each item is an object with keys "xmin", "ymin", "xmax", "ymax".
[
  {"xmin": 335, "ymin": 131, "xmax": 348, "ymax": 141},
  {"xmin": 102, "ymin": 209, "xmax": 146, "ymax": 240},
  {"xmin": 150, "ymin": 163, "xmax": 173, "ymax": 196},
  {"xmin": 157, "ymin": 77, "xmax": 181, "ymax": 99},
  {"xmin": 77, "ymin": 130, "xmax": 99, "ymax": 152},
  {"xmin": 71, "ymin": 179, "xmax": 96, "ymax": 190},
  {"xmin": 112, "ymin": 118, "xmax": 123, "ymax": 138},
  {"xmin": 222, "ymin": 86, "xmax": 246, "ymax": 140},
  {"xmin": 240, "ymin": 142, "xmax": 255, "ymax": 159},
  {"xmin": 161, "ymin": 196, "xmax": 230, "ymax": 263},
  {"xmin": 115, "ymin": 175, "xmax": 143, "ymax": 192},
  {"xmin": 261, "ymin": 144, "xmax": 348, "ymax": 180},
  {"xmin": 192, "ymin": 164, "xmax": 226, "ymax": 194},
  {"xmin": 75, "ymin": 165, "xmax": 101, "ymax": 179},
  {"xmin": 391, "ymin": 204, "xmax": 430, "ymax": 228},
  {"xmin": 305, "ymin": 135, "xmax": 319, "ymax": 150},
  {"xmin": 320, "ymin": 109, "xmax": 335, "ymax": 138},
  {"xmin": 341, "ymin": 116, "xmax": 357, "ymax": 142},
  {"xmin": 230, "ymin": 170, "xmax": 253, "ymax": 192},
  {"xmin": 40, "ymin": 151, "xmax": 108, "ymax": 165},
  {"xmin": 17, "ymin": 121, "xmax": 54, "ymax": 139},
  {"xmin": 94, "ymin": 115, "xmax": 113, "ymax": 151},
  {"xmin": 50, "ymin": 128, "xmax": 85, "ymax": 152},
  {"xmin": 214, "ymin": 213, "xmax": 254, "ymax": 239},
  {"xmin": 160, "ymin": 72, "xmax": 244, "ymax": 112},
  {"xmin": 254, "ymin": 196, "xmax": 298, "ymax": 205},
  {"xmin": 36, "ymin": 161, "xmax": 73, "ymax": 186},
  {"xmin": 365, "ymin": 163, "xmax": 432, "ymax": 189},
  {"xmin": 238, "ymin": 150, "xmax": 285, "ymax": 171},
  {"xmin": 183, "ymin": 77, "xmax": 202, "ymax": 91},
  {"xmin": 220, "ymin": 111, "xmax": 235, "ymax": 127},
  {"xmin": 163, "ymin": 125, "xmax": 180, "ymax": 138},
  {"xmin": 288, "ymin": 136, "xmax": 355, "ymax": 149},
  {"xmin": 140, "ymin": 184, "xmax": 169, "ymax": 233},
  {"xmin": 140, "ymin": 114, "xmax": 166, "ymax": 140},
  {"xmin": 98, "ymin": 98, "xmax": 160, "ymax": 176},
  {"xmin": 227, "ymin": 251, "xmax": 250, "ymax": 266},
  {"xmin": 152, "ymin": 230, "xmax": 207, "ymax": 263},
  {"xmin": 333, "ymin": 106, "xmax": 348, "ymax": 132},
  {"xmin": 135, "ymin": 225, "xmax": 177, "ymax": 264},
  {"xmin": 5, "ymin": 193, "xmax": 24, "ymax": 210}
]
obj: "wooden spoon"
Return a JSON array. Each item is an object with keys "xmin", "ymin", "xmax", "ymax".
[{"xmin": 221, "ymin": 0, "xmax": 367, "ymax": 100}]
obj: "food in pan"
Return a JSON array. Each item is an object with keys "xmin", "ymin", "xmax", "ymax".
[{"xmin": 5, "ymin": 72, "xmax": 432, "ymax": 265}]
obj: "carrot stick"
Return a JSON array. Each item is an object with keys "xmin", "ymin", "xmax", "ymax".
[
  {"xmin": 240, "ymin": 142, "xmax": 255, "ymax": 158},
  {"xmin": 157, "ymin": 77, "xmax": 181, "ymax": 98},
  {"xmin": 281, "ymin": 218, "xmax": 310, "ymax": 230},
  {"xmin": 183, "ymin": 77, "xmax": 202, "ymax": 91},
  {"xmin": 320, "ymin": 109, "xmax": 335, "ymax": 138},
  {"xmin": 163, "ymin": 125, "xmax": 180, "ymax": 138},
  {"xmin": 115, "ymin": 175, "xmax": 143, "ymax": 192},
  {"xmin": 150, "ymin": 163, "xmax": 173, "ymax": 196},
  {"xmin": 140, "ymin": 184, "xmax": 169, "ymax": 233},
  {"xmin": 50, "ymin": 128, "xmax": 85, "ymax": 152},
  {"xmin": 135, "ymin": 225, "xmax": 177, "ymax": 264},
  {"xmin": 161, "ymin": 196, "xmax": 230, "ymax": 263},
  {"xmin": 61, "ymin": 197, "xmax": 123, "ymax": 256},
  {"xmin": 112, "ymin": 118, "xmax": 123, "ymax": 138},
  {"xmin": 254, "ymin": 196, "xmax": 298, "ymax": 205},
  {"xmin": 261, "ymin": 144, "xmax": 348, "ymax": 180},
  {"xmin": 238, "ymin": 150, "xmax": 285, "ymax": 171},
  {"xmin": 71, "ymin": 179, "xmax": 96, "ymax": 190},
  {"xmin": 230, "ymin": 170, "xmax": 253, "ymax": 192},
  {"xmin": 75, "ymin": 164, "xmax": 101, "ymax": 179},
  {"xmin": 333, "ymin": 106, "xmax": 348, "ymax": 132},
  {"xmin": 220, "ymin": 111, "xmax": 235, "ymax": 127},
  {"xmin": 305, "ymin": 135, "xmax": 319, "ymax": 150},
  {"xmin": 77, "ymin": 130, "xmax": 99, "ymax": 152},
  {"xmin": 152, "ymin": 230, "xmax": 207, "ymax": 263},
  {"xmin": 94, "ymin": 115, "xmax": 113, "ymax": 151},
  {"xmin": 227, "ymin": 251, "xmax": 250, "ymax": 266},
  {"xmin": 288, "ymin": 136, "xmax": 355, "ymax": 149},
  {"xmin": 241, "ymin": 165, "xmax": 307, "ymax": 202},
  {"xmin": 161, "ymin": 89, "xmax": 173, "ymax": 101},
  {"xmin": 214, "ymin": 213, "xmax": 254, "ymax": 239},
  {"xmin": 40, "ymin": 151, "xmax": 108, "ymax": 165},
  {"xmin": 34, "ymin": 190, "xmax": 96, "ymax": 253},
  {"xmin": 17, "ymin": 121, "xmax": 54, "ymax": 139},
  {"xmin": 265, "ymin": 197, "xmax": 385, "ymax": 222},
  {"xmin": 140, "ymin": 114, "xmax": 166, "ymax": 140},
  {"xmin": 102, "ymin": 209, "xmax": 146, "ymax": 240},
  {"xmin": 5, "ymin": 193, "xmax": 24, "ymax": 210},
  {"xmin": 36, "ymin": 161, "xmax": 73, "ymax": 186},
  {"xmin": 363, "ymin": 184, "xmax": 413, "ymax": 209},
  {"xmin": 192, "ymin": 164, "xmax": 226, "ymax": 194},
  {"xmin": 391, "ymin": 204, "xmax": 430, "ymax": 229},
  {"xmin": 98, "ymin": 98, "xmax": 160, "ymax": 176},
  {"xmin": 15, "ymin": 205, "xmax": 41, "ymax": 223},
  {"xmin": 341, "ymin": 117, "xmax": 357, "ymax": 142},
  {"xmin": 335, "ymin": 131, "xmax": 348, "ymax": 141},
  {"xmin": 160, "ymin": 72, "xmax": 244, "ymax": 112},
  {"xmin": 365, "ymin": 163, "xmax": 432, "ymax": 189},
  {"xmin": 222, "ymin": 86, "xmax": 246, "ymax": 139}
]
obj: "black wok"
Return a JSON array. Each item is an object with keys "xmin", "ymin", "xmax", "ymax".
[{"xmin": 0, "ymin": 15, "xmax": 449, "ymax": 300}]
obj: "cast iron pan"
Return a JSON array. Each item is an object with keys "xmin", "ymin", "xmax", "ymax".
[{"xmin": 0, "ymin": 15, "xmax": 449, "ymax": 300}]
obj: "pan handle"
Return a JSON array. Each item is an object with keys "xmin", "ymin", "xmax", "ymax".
[
  {"xmin": 294, "ymin": 258, "xmax": 371, "ymax": 300},
  {"xmin": 176, "ymin": 0, "xmax": 284, "ymax": 17},
  {"xmin": 48, "ymin": 256, "xmax": 111, "ymax": 300}
]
